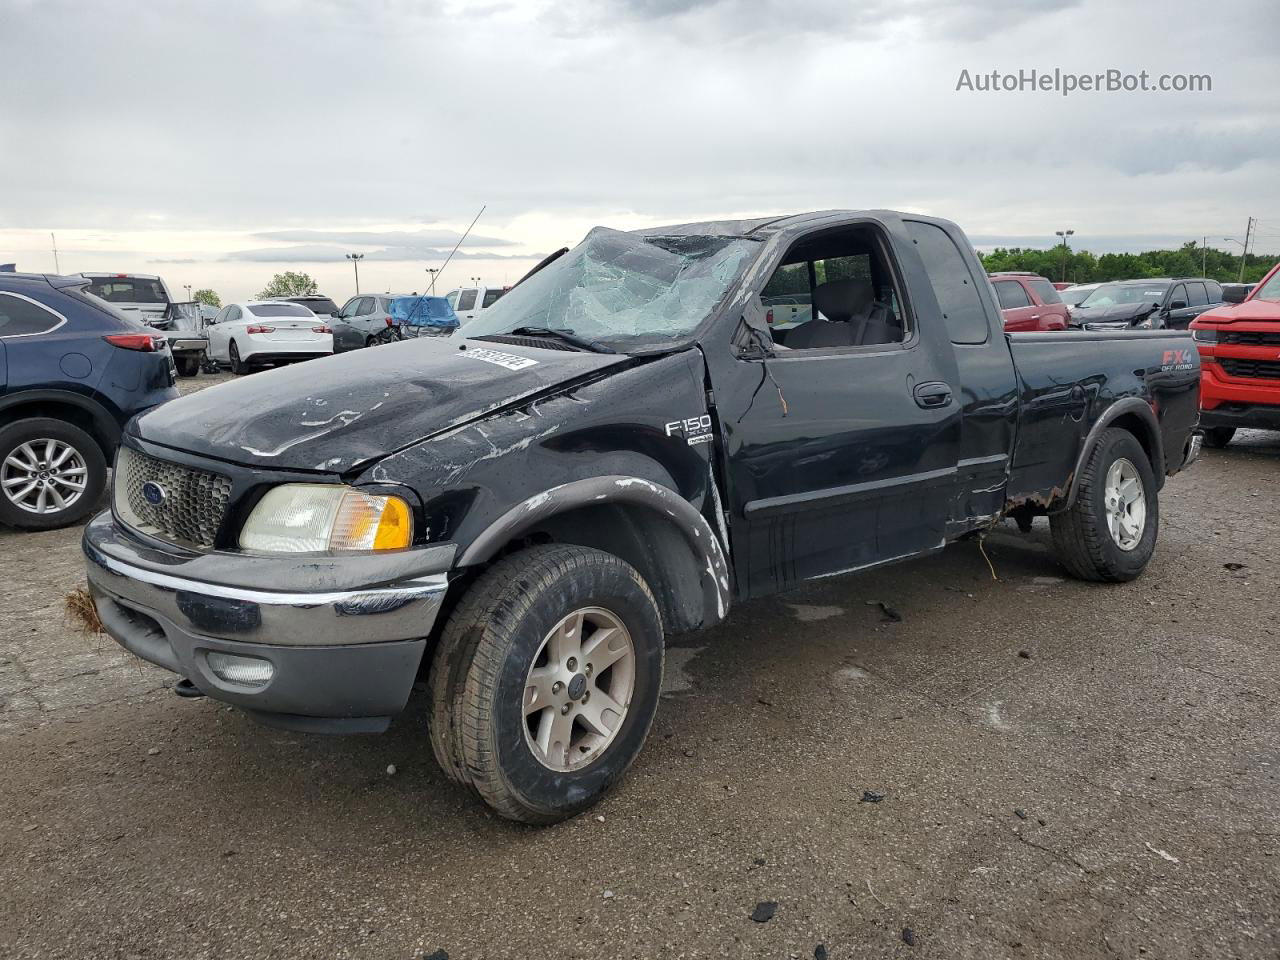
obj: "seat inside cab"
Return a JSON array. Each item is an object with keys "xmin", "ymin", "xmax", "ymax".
[{"xmin": 759, "ymin": 225, "xmax": 907, "ymax": 350}]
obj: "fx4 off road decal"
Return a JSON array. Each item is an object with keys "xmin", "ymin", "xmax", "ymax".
[
  {"xmin": 1160, "ymin": 348, "xmax": 1195, "ymax": 372},
  {"xmin": 666, "ymin": 414, "xmax": 714, "ymax": 446}
]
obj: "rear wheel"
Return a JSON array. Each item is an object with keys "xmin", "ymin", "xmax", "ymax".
[
  {"xmin": 175, "ymin": 354, "xmax": 200, "ymax": 377},
  {"xmin": 0, "ymin": 418, "xmax": 106, "ymax": 531},
  {"xmin": 229, "ymin": 340, "xmax": 249, "ymax": 375},
  {"xmin": 428, "ymin": 544, "xmax": 664, "ymax": 824},
  {"xmin": 1050, "ymin": 428, "xmax": 1158, "ymax": 582},
  {"xmin": 1202, "ymin": 427, "xmax": 1235, "ymax": 449}
]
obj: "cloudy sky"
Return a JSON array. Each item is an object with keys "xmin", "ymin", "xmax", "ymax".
[{"xmin": 2, "ymin": 0, "xmax": 1277, "ymax": 301}]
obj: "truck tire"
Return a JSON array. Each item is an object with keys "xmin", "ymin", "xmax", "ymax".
[
  {"xmin": 428, "ymin": 544, "xmax": 664, "ymax": 824},
  {"xmin": 1050, "ymin": 428, "xmax": 1158, "ymax": 583},
  {"xmin": 1202, "ymin": 427, "xmax": 1235, "ymax": 449},
  {"xmin": 0, "ymin": 418, "xmax": 107, "ymax": 531},
  {"xmin": 175, "ymin": 354, "xmax": 201, "ymax": 377}
]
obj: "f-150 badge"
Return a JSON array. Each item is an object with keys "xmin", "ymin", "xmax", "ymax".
[{"xmin": 666, "ymin": 414, "xmax": 713, "ymax": 446}]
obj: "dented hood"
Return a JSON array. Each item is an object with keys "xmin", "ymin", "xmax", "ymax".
[{"xmin": 131, "ymin": 337, "xmax": 630, "ymax": 472}]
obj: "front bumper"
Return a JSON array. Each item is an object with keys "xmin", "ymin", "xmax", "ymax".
[
  {"xmin": 82, "ymin": 512, "xmax": 454, "ymax": 732},
  {"xmin": 1199, "ymin": 403, "xmax": 1280, "ymax": 432}
]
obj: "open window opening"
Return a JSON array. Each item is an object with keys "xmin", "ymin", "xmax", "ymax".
[{"xmin": 757, "ymin": 224, "xmax": 908, "ymax": 350}]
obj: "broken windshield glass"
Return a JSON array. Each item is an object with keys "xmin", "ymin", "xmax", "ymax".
[{"xmin": 464, "ymin": 227, "xmax": 760, "ymax": 349}]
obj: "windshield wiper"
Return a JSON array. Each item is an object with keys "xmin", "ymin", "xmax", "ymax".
[{"xmin": 501, "ymin": 326, "xmax": 617, "ymax": 354}]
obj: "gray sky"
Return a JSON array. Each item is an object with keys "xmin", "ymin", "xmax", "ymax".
[{"xmin": 2, "ymin": 0, "xmax": 1277, "ymax": 301}]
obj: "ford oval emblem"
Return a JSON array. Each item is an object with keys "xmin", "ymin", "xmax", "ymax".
[{"xmin": 141, "ymin": 481, "xmax": 167, "ymax": 506}]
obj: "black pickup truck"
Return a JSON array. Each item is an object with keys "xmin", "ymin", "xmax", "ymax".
[{"xmin": 83, "ymin": 211, "xmax": 1201, "ymax": 823}]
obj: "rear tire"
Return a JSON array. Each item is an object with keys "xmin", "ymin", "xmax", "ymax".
[
  {"xmin": 0, "ymin": 418, "xmax": 107, "ymax": 531},
  {"xmin": 175, "ymin": 355, "xmax": 200, "ymax": 377},
  {"xmin": 1050, "ymin": 428, "xmax": 1158, "ymax": 582},
  {"xmin": 1202, "ymin": 427, "xmax": 1235, "ymax": 449},
  {"xmin": 428, "ymin": 544, "xmax": 664, "ymax": 824},
  {"xmin": 229, "ymin": 340, "xmax": 249, "ymax": 375}
]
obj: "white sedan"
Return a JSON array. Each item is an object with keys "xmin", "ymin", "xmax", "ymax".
[{"xmin": 206, "ymin": 301, "xmax": 334, "ymax": 374}]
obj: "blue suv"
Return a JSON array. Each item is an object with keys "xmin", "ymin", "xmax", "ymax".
[{"xmin": 0, "ymin": 273, "xmax": 179, "ymax": 530}]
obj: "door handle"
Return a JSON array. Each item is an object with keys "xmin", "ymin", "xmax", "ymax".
[
  {"xmin": 914, "ymin": 382, "xmax": 953, "ymax": 409},
  {"xmin": 1030, "ymin": 314, "xmax": 1040, "ymax": 320}
]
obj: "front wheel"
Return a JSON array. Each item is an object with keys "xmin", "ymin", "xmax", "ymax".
[
  {"xmin": 429, "ymin": 544, "xmax": 664, "ymax": 824},
  {"xmin": 1050, "ymin": 428, "xmax": 1158, "ymax": 582},
  {"xmin": 1202, "ymin": 427, "xmax": 1235, "ymax": 449}
]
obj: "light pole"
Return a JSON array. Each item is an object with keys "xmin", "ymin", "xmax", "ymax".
[
  {"xmin": 1054, "ymin": 229, "xmax": 1074, "ymax": 283},
  {"xmin": 425, "ymin": 267, "xmax": 439, "ymax": 294},
  {"xmin": 1224, "ymin": 238, "xmax": 1247, "ymax": 283},
  {"xmin": 183, "ymin": 284, "xmax": 192, "ymax": 301},
  {"xmin": 346, "ymin": 253, "xmax": 364, "ymax": 294}
]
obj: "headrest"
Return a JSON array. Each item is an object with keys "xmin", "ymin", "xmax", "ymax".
[{"xmin": 813, "ymin": 278, "xmax": 874, "ymax": 323}]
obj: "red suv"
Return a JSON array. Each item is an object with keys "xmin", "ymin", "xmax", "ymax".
[
  {"xmin": 989, "ymin": 273, "xmax": 1070, "ymax": 332},
  {"xmin": 1191, "ymin": 260, "xmax": 1280, "ymax": 448}
]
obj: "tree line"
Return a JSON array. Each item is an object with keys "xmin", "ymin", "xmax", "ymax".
[{"xmin": 979, "ymin": 241, "xmax": 1276, "ymax": 286}]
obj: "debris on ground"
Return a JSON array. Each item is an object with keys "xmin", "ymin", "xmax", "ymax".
[
  {"xmin": 64, "ymin": 587, "xmax": 105, "ymax": 637},
  {"xmin": 753, "ymin": 857, "xmax": 766, "ymax": 866},
  {"xmin": 146, "ymin": 747, "xmax": 160, "ymax": 756},
  {"xmin": 1223, "ymin": 562, "xmax": 1247, "ymax": 571},
  {"xmin": 902, "ymin": 927, "xmax": 916, "ymax": 946},
  {"xmin": 815, "ymin": 945, "xmax": 829, "ymax": 960},
  {"xmin": 860, "ymin": 790, "xmax": 885, "ymax": 804},
  {"xmin": 386, "ymin": 764, "xmax": 397, "ymax": 775},
  {"xmin": 1014, "ymin": 809, "xmax": 1028, "ymax": 820},
  {"xmin": 750, "ymin": 901, "xmax": 777, "ymax": 923},
  {"xmin": 1144, "ymin": 842, "xmax": 1180, "ymax": 864},
  {"xmin": 1018, "ymin": 650, "xmax": 1032, "ymax": 659},
  {"xmin": 683, "ymin": 749, "xmax": 695, "ymax": 758},
  {"xmin": 865, "ymin": 600, "xmax": 903, "ymax": 623},
  {"xmin": 422, "ymin": 951, "xmax": 449, "ymax": 960},
  {"xmin": 603, "ymin": 890, "xmax": 615, "ymax": 900}
]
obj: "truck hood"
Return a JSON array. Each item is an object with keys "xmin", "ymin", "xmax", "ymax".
[
  {"xmin": 131, "ymin": 337, "xmax": 631, "ymax": 472},
  {"xmin": 1196, "ymin": 299, "xmax": 1280, "ymax": 324}
]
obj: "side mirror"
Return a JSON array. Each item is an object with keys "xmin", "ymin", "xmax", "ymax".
[
  {"xmin": 1167, "ymin": 300, "xmax": 1187, "ymax": 311},
  {"xmin": 1223, "ymin": 286, "xmax": 1248, "ymax": 304}
]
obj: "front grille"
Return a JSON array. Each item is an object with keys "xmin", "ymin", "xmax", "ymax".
[
  {"xmin": 1218, "ymin": 357, "xmax": 1280, "ymax": 381},
  {"xmin": 114, "ymin": 447, "xmax": 233, "ymax": 549},
  {"xmin": 1219, "ymin": 330, "xmax": 1280, "ymax": 346}
]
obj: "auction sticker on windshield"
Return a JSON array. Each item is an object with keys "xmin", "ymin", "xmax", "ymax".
[{"xmin": 462, "ymin": 347, "xmax": 539, "ymax": 371}]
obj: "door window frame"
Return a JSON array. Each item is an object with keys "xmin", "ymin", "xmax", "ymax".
[{"xmin": 754, "ymin": 221, "xmax": 919, "ymax": 361}]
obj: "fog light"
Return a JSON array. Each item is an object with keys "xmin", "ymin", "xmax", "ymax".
[{"xmin": 206, "ymin": 651, "xmax": 275, "ymax": 688}]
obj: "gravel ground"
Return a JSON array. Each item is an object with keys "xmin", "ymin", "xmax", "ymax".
[{"xmin": 0, "ymin": 371, "xmax": 1277, "ymax": 959}]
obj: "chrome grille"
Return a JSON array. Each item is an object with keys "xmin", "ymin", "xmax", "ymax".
[{"xmin": 114, "ymin": 447, "xmax": 232, "ymax": 549}]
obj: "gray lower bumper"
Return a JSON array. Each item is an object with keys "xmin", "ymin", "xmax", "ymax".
[{"xmin": 83, "ymin": 512, "xmax": 452, "ymax": 730}]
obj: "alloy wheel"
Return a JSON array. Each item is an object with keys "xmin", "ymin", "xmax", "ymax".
[
  {"xmin": 1, "ymin": 439, "xmax": 88, "ymax": 515},
  {"xmin": 522, "ymin": 606, "xmax": 636, "ymax": 772}
]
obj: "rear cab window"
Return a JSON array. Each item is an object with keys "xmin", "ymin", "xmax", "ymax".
[
  {"xmin": 481, "ymin": 288, "xmax": 505, "ymax": 308},
  {"xmin": 905, "ymin": 220, "xmax": 991, "ymax": 344},
  {"xmin": 85, "ymin": 277, "xmax": 169, "ymax": 304},
  {"xmin": 456, "ymin": 289, "xmax": 478, "ymax": 311}
]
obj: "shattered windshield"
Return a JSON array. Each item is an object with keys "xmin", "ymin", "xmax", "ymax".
[{"xmin": 463, "ymin": 227, "xmax": 760, "ymax": 349}]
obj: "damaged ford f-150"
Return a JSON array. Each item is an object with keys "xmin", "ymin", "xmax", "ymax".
[{"xmin": 82, "ymin": 211, "xmax": 1201, "ymax": 823}]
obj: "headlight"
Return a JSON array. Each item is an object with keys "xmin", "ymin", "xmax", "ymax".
[
  {"xmin": 239, "ymin": 484, "xmax": 412, "ymax": 553},
  {"xmin": 1192, "ymin": 327, "xmax": 1217, "ymax": 343}
]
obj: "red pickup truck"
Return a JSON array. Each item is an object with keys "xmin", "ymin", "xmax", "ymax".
[{"xmin": 1190, "ymin": 260, "xmax": 1280, "ymax": 447}]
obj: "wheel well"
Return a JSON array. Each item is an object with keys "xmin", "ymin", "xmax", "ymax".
[
  {"xmin": 1108, "ymin": 412, "xmax": 1161, "ymax": 477},
  {"xmin": 0, "ymin": 400, "xmax": 115, "ymax": 458},
  {"xmin": 480, "ymin": 502, "xmax": 709, "ymax": 636}
]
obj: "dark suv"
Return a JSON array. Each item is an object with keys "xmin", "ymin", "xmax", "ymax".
[
  {"xmin": 0, "ymin": 274, "xmax": 179, "ymax": 530},
  {"xmin": 1072, "ymin": 278, "xmax": 1225, "ymax": 330}
]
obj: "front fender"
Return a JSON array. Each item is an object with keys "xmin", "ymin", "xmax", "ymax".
[{"xmin": 458, "ymin": 475, "xmax": 732, "ymax": 628}]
